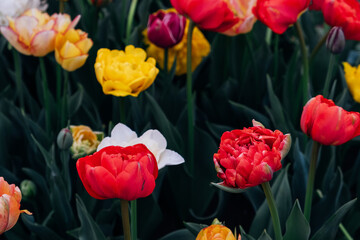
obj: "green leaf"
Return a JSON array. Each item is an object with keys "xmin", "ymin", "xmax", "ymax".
[
  {"xmin": 68, "ymin": 83, "xmax": 84, "ymax": 117},
  {"xmin": 158, "ymin": 229, "xmax": 194, "ymax": 240},
  {"xmin": 211, "ymin": 182, "xmax": 247, "ymax": 194},
  {"xmin": 21, "ymin": 215, "xmax": 63, "ymax": 240},
  {"xmin": 229, "ymin": 100, "xmax": 271, "ymax": 128},
  {"xmin": 283, "ymin": 200, "xmax": 310, "ymax": 240},
  {"xmin": 31, "ymin": 135, "xmax": 58, "ymax": 173},
  {"xmin": 311, "ymin": 199, "xmax": 357, "ymax": 240},
  {"xmin": 258, "ymin": 230, "xmax": 273, "ymax": 240},
  {"xmin": 75, "ymin": 195, "xmax": 107, "ymax": 240},
  {"xmin": 240, "ymin": 226, "xmax": 256, "ymax": 240},
  {"xmin": 183, "ymin": 222, "xmax": 208, "ymax": 236}
]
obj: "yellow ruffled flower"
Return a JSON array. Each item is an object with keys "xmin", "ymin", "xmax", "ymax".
[
  {"xmin": 143, "ymin": 9, "xmax": 210, "ymax": 76},
  {"xmin": 70, "ymin": 125, "xmax": 103, "ymax": 159},
  {"xmin": 343, "ymin": 62, "xmax": 360, "ymax": 103},
  {"xmin": 196, "ymin": 224, "xmax": 236, "ymax": 240},
  {"xmin": 94, "ymin": 45, "xmax": 159, "ymax": 97},
  {"xmin": 55, "ymin": 28, "xmax": 93, "ymax": 71}
]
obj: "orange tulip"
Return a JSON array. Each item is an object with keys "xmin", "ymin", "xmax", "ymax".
[
  {"xmin": 0, "ymin": 177, "xmax": 31, "ymax": 234},
  {"xmin": 196, "ymin": 225, "xmax": 237, "ymax": 240},
  {"xmin": 55, "ymin": 29, "xmax": 93, "ymax": 71},
  {"xmin": 0, "ymin": 8, "xmax": 79, "ymax": 57}
]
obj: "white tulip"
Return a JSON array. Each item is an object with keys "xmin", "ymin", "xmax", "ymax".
[{"xmin": 97, "ymin": 123, "xmax": 185, "ymax": 170}]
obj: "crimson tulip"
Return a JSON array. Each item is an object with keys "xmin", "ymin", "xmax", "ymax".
[
  {"xmin": 321, "ymin": 0, "xmax": 360, "ymax": 41},
  {"xmin": 76, "ymin": 144, "xmax": 158, "ymax": 201},
  {"xmin": 252, "ymin": 0, "xmax": 310, "ymax": 34},
  {"xmin": 213, "ymin": 120, "xmax": 291, "ymax": 189},
  {"xmin": 147, "ymin": 10, "xmax": 186, "ymax": 48},
  {"xmin": 170, "ymin": 0, "xmax": 239, "ymax": 33},
  {"xmin": 300, "ymin": 95, "xmax": 360, "ymax": 145}
]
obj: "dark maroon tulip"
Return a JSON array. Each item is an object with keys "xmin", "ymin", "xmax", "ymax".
[
  {"xmin": 326, "ymin": 26, "xmax": 345, "ymax": 54},
  {"xmin": 147, "ymin": 10, "xmax": 186, "ymax": 48}
]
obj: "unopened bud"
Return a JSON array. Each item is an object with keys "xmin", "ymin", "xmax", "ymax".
[
  {"xmin": 326, "ymin": 26, "xmax": 345, "ymax": 54},
  {"xmin": 57, "ymin": 128, "xmax": 73, "ymax": 150},
  {"xmin": 20, "ymin": 180, "xmax": 37, "ymax": 198}
]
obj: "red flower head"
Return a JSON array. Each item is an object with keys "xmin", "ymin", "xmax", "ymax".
[
  {"xmin": 252, "ymin": 0, "xmax": 310, "ymax": 34},
  {"xmin": 320, "ymin": 0, "xmax": 360, "ymax": 41},
  {"xmin": 147, "ymin": 10, "xmax": 186, "ymax": 48},
  {"xmin": 170, "ymin": 0, "xmax": 240, "ymax": 33},
  {"xmin": 300, "ymin": 95, "xmax": 360, "ymax": 145},
  {"xmin": 213, "ymin": 120, "xmax": 291, "ymax": 190},
  {"xmin": 76, "ymin": 144, "xmax": 158, "ymax": 201}
]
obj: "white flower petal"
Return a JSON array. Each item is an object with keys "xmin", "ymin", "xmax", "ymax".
[
  {"xmin": 110, "ymin": 123, "xmax": 137, "ymax": 144},
  {"xmin": 137, "ymin": 130, "xmax": 167, "ymax": 161},
  {"xmin": 157, "ymin": 149, "xmax": 185, "ymax": 170}
]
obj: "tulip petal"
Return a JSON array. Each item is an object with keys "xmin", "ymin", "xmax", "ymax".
[
  {"xmin": 136, "ymin": 130, "xmax": 167, "ymax": 161},
  {"xmin": 14, "ymin": 16, "xmax": 38, "ymax": 45},
  {"xmin": 5, "ymin": 194, "xmax": 21, "ymax": 232},
  {"xmin": 76, "ymin": 38, "xmax": 93, "ymax": 53},
  {"xmin": 102, "ymin": 80, "xmax": 137, "ymax": 97},
  {"xmin": 0, "ymin": 195, "xmax": 10, "ymax": 234},
  {"xmin": 0, "ymin": 26, "xmax": 30, "ymax": 55},
  {"xmin": 30, "ymin": 30, "xmax": 56, "ymax": 56},
  {"xmin": 86, "ymin": 166, "xmax": 117, "ymax": 199},
  {"xmin": 157, "ymin": 149, "xmax": 185, "ymax": 170},
  {"xmin": 61, "ymin": 55, "xmax": 88, "ymax": 72}
]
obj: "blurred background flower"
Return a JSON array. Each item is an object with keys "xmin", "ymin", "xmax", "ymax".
[
  {"xmin": 94, "ymin": 45, "xmax": 159, "ymax": 97},
  {"xmin": 143, "ymin": 10, "xmax": 210, "ymax": 76},
  {"xmin": 0, "ymin": 0, "xmax": 47, "ymax": 26},
  {"xmin": 300, "ymin": 95, "xmax": 360, "ymax": 145},
  {"xmin": 343, "ymin": 62, "xmax": 360, "ymax": 103},
  {"xmin": 0, "ymin": 177, "xmax": 31, "ymax": 235},
  {"xmin": 147, "ymin": 10, "xmax": 186, "ymax": 49},
  {"xmin": 76, "ymin": 145, "xmax": 158, "ymax": 200},
  {"xmin": 55, "ymin": 28, "xmax": 93, "ymax": 71},
  {"xmin": 70, "ymin": 125, "xmax": 103, "ymax": 159}
]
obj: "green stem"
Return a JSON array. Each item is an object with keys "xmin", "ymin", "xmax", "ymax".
[
  {"xmin": 59, "ymin": 0, "xmax": 65, "ymax": 13},
  {"xmin": 60, "ymin": 70, "xmax": 69, "ymax": 128},
  {"xmin": 56, "ymin": 65, "xmax": 62, "ymax": 104},
  {"xmin": 60, "ymin": 150, "xmax": 71, "ymax": 200},
  {"xmin": 304, "ymin": 141, "xmax": 320, "ymax": 221},
  {"xmin": 295, "ymin": 21, "xmax": 310, "ymax": 104},
  {"xmin": 120, "ymin": 200, "xmax": 131, "ymax": 240},
  {"xmin": 273, "ymin": 34, "xmax": 279, "ymax": 83},
  {"xmin": 164, "ymin": 48, "xmax": 168, "ymax": 74},
  {"xmin": 39, "ymin": 58, "xmax": 51, "ymax": 135},
  {"xmin": 261, "ymin": 182, "xmax": 283, "ymax": 240},
  {"xmin": 322, "ymin": 54, "xmax": 335, "ymax": 98},
  {"xmin": 131, "ymin": 200, "xmax": 137, "ymax": 240},
  {"xmin": 186, "ymin": 20, "xmax": 195, "ymax": 176},
  {"xmin": 13, "ymin": 49, "xmax": 24, "ymax": 112},
  {"xmin": 309, "ymin": 31, "xmax": 329, "ymax": 64},
  {"xmin": 339, "ymin": 223, "xmax": 354, "ymax": 240},
  {"xmin": 126, "ymin": 0, "xmax": 138, "ymax": 45}
]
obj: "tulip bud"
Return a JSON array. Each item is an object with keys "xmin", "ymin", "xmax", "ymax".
[
  {"xmin": 147, "ymin": 10, "xmax": 186, "ymax": 48},
  {"xmin": 57, "ymin": 128, "xmax": 73, "ymax": 150},
  {"xmin": 326, "ymin": 26, "xmax": 345, "ymax": 54},
  {"xmin": 20, "ymin": 180, "xmax": 37, "ymax": 199}
]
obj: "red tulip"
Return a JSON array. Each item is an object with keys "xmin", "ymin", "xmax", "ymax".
[
  {"xmin": 309, "ymin": 0, "xmax": 324, "ymax": 10},
  {"xmin": 91, "ymin": 0, "xmax": 112, "ymax": 7},
  {"xmin": 300, "ymin": 95, "xmax": 360, "ymax": 145},
  {"xmin": 170, "ymin": 0, "xmax": 240, "ymax": 33},
  {"xmin": 147, "ymin": 10, "xmax": 186, "ymax": 48},
  {"xmin": 321, "ymin": 0, "xmax": 360, "ymax": 41},
  {"xmin": 76, "ymin": 144, "xmax": 158, "ymax": 201},
  {"xmin": 213, "ymin": 120, "xmax": 291, "ymax": 189},
  {"xmin": 252, "ymin": 0, "xmax": 310, "ymax": 34}
]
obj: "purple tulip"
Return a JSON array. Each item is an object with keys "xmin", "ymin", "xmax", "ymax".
[
  {"xmin": 147, "ymin": 10, "xmax": 186, "ymax": 48},
  {"xmin": 326, "ymin": 26, "xmax": 345, "ymax": 54}
]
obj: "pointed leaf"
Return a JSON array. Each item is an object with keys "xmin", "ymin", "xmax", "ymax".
[{"xmin": 283, "ymin": 200, "xmax": 310, "ymax": 240}]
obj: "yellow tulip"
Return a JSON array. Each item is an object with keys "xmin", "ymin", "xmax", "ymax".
[
  {"xmin": 0, "ymin": 177, "xmax": 31, "ymax": 235},
  {"xmin": 0, "ymin": 8, "xmax": 80, "ymax": 57},
  {"xmin": 70, "ymin": 125, "xmax": 103, "ymax": 159},
  {"xmin": 55, "ymin": 29, "xmax": 93, "ymax": 71},
  {"xmin": 94, "ymin": 45, "xmax": 159, "ymax": 97},
  {"xmin": 343, "ymin": 62, "xmax": 360, "ymax": 103},
  {"xmin": 143, "ymin": 9, "xmax": 210, "ymax": 76},
  {"xmin": 196, "ymin": 225, "xmax": 237, "ymax": 240}
]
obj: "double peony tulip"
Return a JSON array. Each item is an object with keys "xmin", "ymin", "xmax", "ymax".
[
  {"xmin": 0, "ymin": 8, "xmax": 80, "ymax": 57},
  {"xmin": 252, "ymin": 0, "xmax": 310, "ymax": 34},
  {"xmin": 300, "ymin": 95, "xmax": 360, "ymax": 145},
  {"xmin": 94, "ymin": 45, "xmax": 159, "ymax": 97},
  {"xmin": 196, "ymin": 224, "xmax": 237, "ymax": 240},
  {"xmin": 55, "ymin": 28, "xmax": 93, "ymax": 72},
  {"xmin": 0, "ymin": 177, "xmax": 31, "ymax": 234},
  {"xmin": 147, "ymin": 10, "xmax": 186, "ymax": 49},
  {"xmin": 213, "ymin": 120, "xmax": 291, "ymax": 189},
  {"xmin": 76, "ymin": 144, "xmax": 158, "ymax": 201}
]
